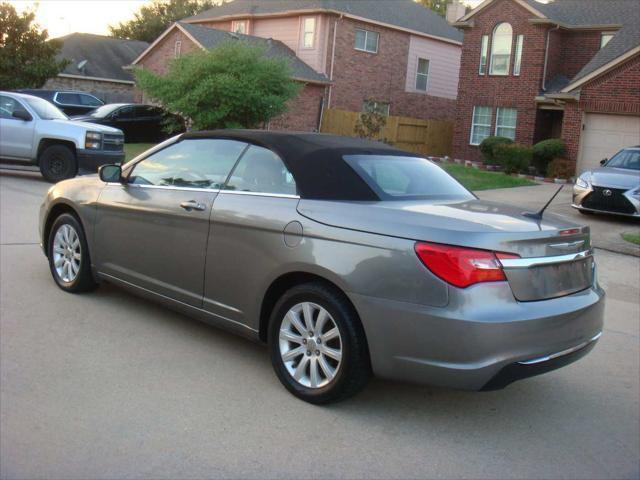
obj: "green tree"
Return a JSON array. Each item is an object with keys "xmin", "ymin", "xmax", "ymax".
[
  {"xmin": 0, "ymin": 2, "xmax": 68, "ymax": 89},
  {"xmin": 135, "ymin": 41, "xmax": 301, "ymax": 130},
  {"xmin": 109, "ymin": 0, "xmax": 215, "ymax": 43},
  {"xmin": 417, "ymin": 0, "xmax": 453, "ymax": 17}
]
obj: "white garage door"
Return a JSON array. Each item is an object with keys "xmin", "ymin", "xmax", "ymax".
[{"xmin": 578, "ymin": 113, "xmax": 640, "ymax": 174}]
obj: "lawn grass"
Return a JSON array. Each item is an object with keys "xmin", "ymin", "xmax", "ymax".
[
  {"xmin": 621, "ymin": 232, "xmax": 640, "ymax": 246},
  {"xmin": 124, "ymin": 143, "xmax": 156, "ymax": 163},
  {"xmin": 441, "ymin": 162, "xmax": 537, "ymax": 191}
]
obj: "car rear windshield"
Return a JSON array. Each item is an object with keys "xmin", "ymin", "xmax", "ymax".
[
  {"xmin": 606, "ymin": 149, "xmax": 640, "ymax": 170},
  {"xmin": 343, "ymin": 155, "xmax": 474, "ymax": 201},
  {"xmin": 24, "ymin": 97, "xmax": 67, "ymax": 120}
]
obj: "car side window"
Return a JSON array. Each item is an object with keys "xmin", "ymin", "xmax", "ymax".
[
  {"xmin": 224, "ymin": 145, "xmax": 297, "ymax": 196},
  {"xmin": 56, "ymin": 93, "xmax": 81, "ymax": 105},
  {"xmin": 115, "ymin": 106, "xmax": 135, "ymax": 119},
  {"xmin": 79, "ymin": 94, "xmax": 102, "ymax": 107},
  {"xmin": 128, "ymin": 139, "xmax": 248, "ymax": 189},
  {"xmin": 0, "ymin": 95, "xmax": 29, "ymax": 120}
]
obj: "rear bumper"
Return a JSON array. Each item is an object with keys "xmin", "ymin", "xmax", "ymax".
[
  {"xmin": 350, "ymin": 281, "xmax": 605, "ymax": 391},
  {"xmin": 481, "ymin": 332, "xmax": 601, "ymax": 390},
  {"xmin": 77, "ymin": 149, "xmax": 124, "ymax": 172}
]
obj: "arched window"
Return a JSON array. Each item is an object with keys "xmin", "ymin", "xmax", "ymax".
[{"xmin": 490, "ymin": 23, "xmax": 513, "ymax": 75}]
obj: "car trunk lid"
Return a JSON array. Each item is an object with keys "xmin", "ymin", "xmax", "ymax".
[{"xmin": 297, "ymin": 198, "xmax": 593, "ymax": 301}]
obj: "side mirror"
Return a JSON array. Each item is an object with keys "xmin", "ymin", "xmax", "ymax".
[
  {"xmin": 600, "ymin": 158, "xmax": 607, "ymax": 165},
  {"xmin": 12, "ymin": 110, "xmax": 32, "ymax": 121},
  {"xmin": 99, "ymin": 164, "xmax": 123, "ymax": 183}
]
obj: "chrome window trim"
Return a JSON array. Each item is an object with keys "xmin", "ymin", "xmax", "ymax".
[
  {"xmin": 53, "ymin": 92, "xmax": 103, "ymax": 108},
  {"xmin": 105, "ymin": 182, "xmax": 300, "ymax": 199},
  {"xmin": 499, "ymin": 249, "xmax": 593, "ymax": 269},
  {"xmin": 220, "ymin": 190, "xmax": 300, "ymax": 199},
  {"xmin": 518, "ymin": 332, "xmax": 602, "ymax": 365}
]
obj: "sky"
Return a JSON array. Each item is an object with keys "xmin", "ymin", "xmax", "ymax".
[{"xmin": 8, "ymin": 0, "xmax": 486, "ymax": 39}]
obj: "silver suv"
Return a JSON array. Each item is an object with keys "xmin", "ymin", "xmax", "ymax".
[{"xmin": 0, "ymin": 91, "xmax": 124, "ymax": 182}]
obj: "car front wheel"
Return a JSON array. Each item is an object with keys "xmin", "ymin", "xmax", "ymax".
[
  {"xmin": 39, "ymin": 145, "xmax": 77, "ymax": 183},
  {"xmin": 47, "ymin": 213, "xmax": 97, "ymax": 293},
  {"xmin": 268, "ymin": 282, "xmax": 371, "ymax": 404}
]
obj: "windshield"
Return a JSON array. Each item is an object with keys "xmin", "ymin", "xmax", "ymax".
[
  {"xmin": 88, "ymin": 104, "xmax": 123, "ymax": 118},
  {"xmin": 24, "ymin": 96, "xmax": 67, "ymax": 120},
  {"xmin": 605, "ymin": 149, "xmax": 640, "ymax": 170},
  {"xmin": 344, "ymin": 155, "xmax": 474, "ymax": 201}
]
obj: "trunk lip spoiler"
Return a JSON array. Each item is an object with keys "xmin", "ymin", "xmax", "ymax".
[{"xmin": 499, "ymin": 249, "xmax": 593, "ymax": 269}]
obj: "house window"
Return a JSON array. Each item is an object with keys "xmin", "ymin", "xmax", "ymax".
[
  {"xmin": 415, "ymin": 58, "xmax": 430, "ymax": 91},
  {"xmin": 174, "ymin": 40, "xmax": 182, "ymax": 58},
  {"xmin": 495, "ymin": 107, "xmax": 517, "ymax": 140},
  {"xmin": 470, "ymin": 106, "xmax": 492, "ymax": 145},
  {"xmin": 489, "ymin": 22, "xmax": 513, "ymax": 75},
  {"xmin": 479, "ymin": 35, "xmax": 489, "ymax": 75},
  {"xmin": 600, "ymin": 32, "xmax": 615, "ymax": 49},
  {"xmin": 232, "ymin": 20, "xmax": 247, "ymax": 34},
  {"xmin": 302, "ymin": 17, "xmax": 316, "ymax": 48},
  {"xmin": 363, "ymin": 100, "xmax": 390, "ymax": 116},
  {"xmin": 513, "ymin": 35, "xmax": 524, "ymax": 76},
  {"xmin": 355, "ymin": 29, "xmax": 379, "ymax": 53}
]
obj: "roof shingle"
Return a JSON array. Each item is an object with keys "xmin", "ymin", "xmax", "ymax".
[
  {"xmin": 184, "ymin": 0, "xmax": 463, "ymax": 43},
  {"xmin": 56, "ymin": 33, "xmax": 148, "ymax": 82}
]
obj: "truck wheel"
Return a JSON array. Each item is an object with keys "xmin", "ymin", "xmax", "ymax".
[{"xmin": 39, "ymin": 145, "xmax": 77, "ymax": 183}]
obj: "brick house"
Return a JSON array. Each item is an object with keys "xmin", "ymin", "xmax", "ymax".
[
  {"xmin": 451, "ymin": 0, "xmax": 640, "ymax": 174},
  {"xmin": 45, "ymin": 33, "xmax": 148, "ymax": 103},
  {"xmin": 131, "ymin": 0, "xmax": 463, "ymax": 132}
]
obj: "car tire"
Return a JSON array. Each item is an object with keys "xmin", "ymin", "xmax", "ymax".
[
  {"xmin": 39, "ymin": 145, "xmax": 77, "ymax": 183},
  {"xmin": 268, "ymin": 282, "xmax": 371, "ymax": 404},
  {"xmin": 47, "ymin": 213, "xmax": 97, "ymax": 293}
]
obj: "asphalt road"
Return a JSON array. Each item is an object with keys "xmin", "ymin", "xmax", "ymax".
[{"xmin": 1, "ymin": 171, "xmax": 639, "ymax": 480}]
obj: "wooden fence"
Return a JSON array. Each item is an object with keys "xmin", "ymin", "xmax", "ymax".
[{"xmin": 320, "ymin": 108, "xmax": 454, "ymax": 157}]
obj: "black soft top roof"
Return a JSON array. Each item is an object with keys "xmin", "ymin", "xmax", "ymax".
[{"xmin": 182, "ymin": 130, "xmax": 416, "ymax": 200}]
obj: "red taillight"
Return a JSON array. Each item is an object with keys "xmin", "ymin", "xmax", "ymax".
[{"xmin": 414, "ymin": 242, "xmax": 520, "ymax": 288}]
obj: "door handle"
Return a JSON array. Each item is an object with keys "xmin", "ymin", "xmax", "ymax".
[{"xmin": 180, "ymin": 200, "xmax": 206, "ymax": 211}]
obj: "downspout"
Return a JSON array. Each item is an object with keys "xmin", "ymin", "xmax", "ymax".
[
  {"xmin": 542, "ymin": 24, "xmax": 560, "ymax": 92},
  {"xmin": 327, "ymin": 14, "xmax": 343, "ymax": 108}
]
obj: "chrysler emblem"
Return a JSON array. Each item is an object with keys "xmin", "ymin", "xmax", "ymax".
[{"xmin": 602, "ymin": 189, "xmax": 612, "ymax": 197}]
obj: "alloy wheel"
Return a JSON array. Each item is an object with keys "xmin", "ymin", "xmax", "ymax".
[
  {"xmin": 279, "ymin": 302, "xmax": 343, "ymax": 388},
  {"xmin": 52, "ymin": 224, "xmax": 81, "ymax": 283}
]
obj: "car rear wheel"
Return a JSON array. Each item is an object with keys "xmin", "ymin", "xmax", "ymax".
[
  {"xmin": 47, "ymin": 213, "xmax": 97, "ymax": 293},
  {"xmin": 268, "ymin": 282, "xmax": 371, "ymax": 404},
  {"xmin": 39, "ymin": 145, "xmax": 77, "ymax": 183}
]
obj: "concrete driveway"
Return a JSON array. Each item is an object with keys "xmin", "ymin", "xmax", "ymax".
[
  {"xmin": 1, "ymin": 171, "xmax": 639, "ymax": 479},
  {"xmin": 477, "ymin": 183, "xmax": 640, "ymax": 256}
]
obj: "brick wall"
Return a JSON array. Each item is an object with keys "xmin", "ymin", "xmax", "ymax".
[
  {"xmin": 555, "ymin": 31, "xmax": 602, "ymax": 81},
  {"xmin": 452, "ymin": 0, "xmax": 549, "ymax": 161},
  {"xmin": 326, "ymin": 16, "xmax": 457, "ymax": 122},
  {"xmin": 562, "ymin": 55, "xmax": 640, "ymax": 161},
  {"xmin": 137, "ymin": 29, "xmax": 200, "ymax": 75},
  {"xmin": 269, "ymin": 83, "xmax": 327, "ymax": 131},
  {"xmin": 44, "ymin": 76, "xmax": 136, "ymax": 103}
]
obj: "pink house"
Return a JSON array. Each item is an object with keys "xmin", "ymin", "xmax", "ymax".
[{"xmin": 131, "ymin": 0, "xmax": 463, "ymax": 132}]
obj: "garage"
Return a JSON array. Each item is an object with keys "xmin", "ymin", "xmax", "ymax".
[{"xmin": 577, "ymin": 113, "xmax": 640, "ymax": 173}]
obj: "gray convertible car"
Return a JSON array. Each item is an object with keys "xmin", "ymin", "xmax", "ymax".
[{"xmin": 40, "ymin": 131, "xmax": 604, "ymax": 403}]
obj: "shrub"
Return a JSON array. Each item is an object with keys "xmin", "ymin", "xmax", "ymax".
[
  {"xmin": 547, "ymin": 158, "xmax": 575, "ymax": 179},
  {"xmin": 479, "ymin": 136, "xmax": 514, "ymax": 164},
  {"xmin": 135, "ymin": 41, "xmax": 300, "ymax": 130},
  {"xmin": 532, "ymin": 139, "xmax": 566, "ymax": 175},
  {"xmin": 494, "ymin": 143, "xmax": 532, "ymax": 174}
]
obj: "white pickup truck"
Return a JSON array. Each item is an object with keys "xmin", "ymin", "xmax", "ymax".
[{"xmin": 0, "ymin": 91, "xmax": 125, "ymax": 182}]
